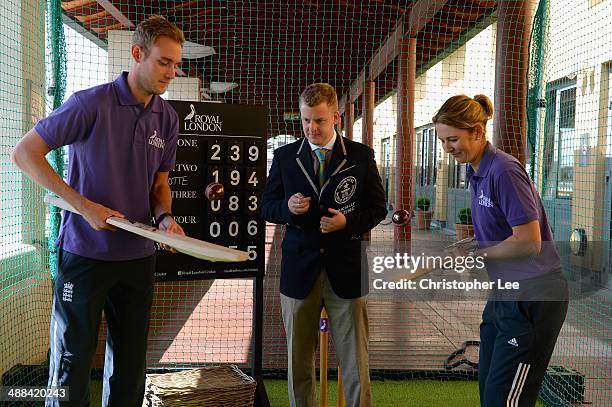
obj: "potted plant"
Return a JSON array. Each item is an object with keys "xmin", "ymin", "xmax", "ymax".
[
  {"xmin": 415, "ymin": 196, "xmax": 432, "ymax": 230},
  {"xmin": 455, "ymin": 207, "xmax": 474, "ymax": 241}
]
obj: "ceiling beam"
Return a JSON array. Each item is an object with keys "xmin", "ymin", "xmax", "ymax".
[
  {"xmin": 333, "ymin": 0, "xmax": 406, "ymax": 24},
  {"xmin": 416, "ymin": 9, "xmax": 497, "ymax": 75},
  {"xmin": 74, "ymin": 9, "xmax": 109, "ymax": 23},
  {"xmin": 62, "ymin": 12, "xmax": 108, "ymax": 50},
  {"xmin": 407, "ymin": 0, "xmax": 448, "ymax": 37},
  {"xmin": 434, "ymin": 20, "xmax": 471, "ymax": 33},
  {"xmin": 92, "ymin": 22, "xmax": 123, "ymax": 33},
  {"xmin": 339, "ymin": 0, "xmax": 449, "ymax": 112},
  {"xmin": 61, "ymin": 0, "xmax": 95, "ymax": 12},
  {"xmin": 96, "ymin": 0, "xmax": 134, "ymax": 28},
  {"xmin": 369, "ymin": 22, "xmax": 403, "ymax": 81},
  {"xmin": 368, "ymin": 0, "xmax": 408, "ymax": 14}
]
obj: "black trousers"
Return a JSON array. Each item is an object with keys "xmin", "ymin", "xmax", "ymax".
[
  {"xmin": 46, "ymin": 249, "xmax": 155, "ymax": 407},
  {"xmin": 479, "ymin": 273, "xmax": 568, "ymax": 407}
]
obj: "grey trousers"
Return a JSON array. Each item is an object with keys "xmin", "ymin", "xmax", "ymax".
[{"xmin": 281, "ymin": 271, "xmax": 372, "ymax": 407}]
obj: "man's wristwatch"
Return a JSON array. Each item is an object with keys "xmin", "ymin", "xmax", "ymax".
[{"xmin": 155, "ymin": 212, "xmax": 173, "ymax": 226}]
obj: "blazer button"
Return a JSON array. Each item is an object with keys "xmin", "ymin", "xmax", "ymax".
[{"xmin": 320, "ymin": 248, "xmax": 325, "ymax": 254}]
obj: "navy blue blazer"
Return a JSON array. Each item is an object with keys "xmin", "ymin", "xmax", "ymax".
[{"xmin": 261, "ymin": 135, "xmax": 387, "ymax": 299}]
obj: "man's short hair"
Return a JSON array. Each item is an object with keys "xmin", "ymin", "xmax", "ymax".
[
  {"xmin": 299, "ymin": 83, "xmax": 339, "ymax": 112},
  {"xmin": 132, "ymin": 15, "xmax": 185, "ymax": 56}
]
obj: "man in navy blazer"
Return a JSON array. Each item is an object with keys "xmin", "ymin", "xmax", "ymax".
[{"xmin": 261, "ymin": 83, "xmax": 386, "ymax": 407}]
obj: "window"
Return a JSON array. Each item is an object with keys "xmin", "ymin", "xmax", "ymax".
[
  {"xmin": 449, "ymin": 159, "xmax": 468, "ymax": 189},
  {"xmin": 542, "ymin": 80, "xmax": 577, "ymax": 199},
  {"xmin": 556, "ymin": 87, "xmax": 577, "ymax": 198},
  {"xmin": 417, "ymin": 126, "xmax": 438, "ymax": 186},
  {"xmin": 380, "ymin": 137, "xmax": 393, "ymax": 206}
]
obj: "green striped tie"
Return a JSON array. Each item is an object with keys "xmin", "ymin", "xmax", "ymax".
[{"xmin": 314, "ymin": 148, "xmax": 330, "ymax": 187}]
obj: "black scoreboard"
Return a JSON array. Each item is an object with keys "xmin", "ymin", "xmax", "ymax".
[{"xmin": 155, "ymin": 101, "xmax": 268, "ymax": 281}]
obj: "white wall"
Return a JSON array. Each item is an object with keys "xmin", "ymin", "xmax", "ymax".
[
  {"xmin": 0, "ymin": 0, "xmax": 24, "ymax": 240},
  {"xmin": 0, "ymin": 0, "xmax": 51, "ymax": 378},
  {"xmin": 108, "ymin": 30, "xmax": 201, "ymax": 102},
  {"xmin": 168, "ymin": 77, "xmax": 201, "ymax": 101},
  {"xmin": 546, "ymin": 0, "xmax": 612, "ymax": 82},
  {"xmin": 414, "ymin": 24, "xmax": 497, "ymax": 134},
  {"xmin": 108, "ymin": 30, "xmax": 134, "ymax": 82}
]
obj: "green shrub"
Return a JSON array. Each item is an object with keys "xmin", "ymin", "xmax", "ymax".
[
  {"xmin": 458, "ymin": 207, "xmax": 472, "ymax": 224},
  {"xmin": 416, "ymin": 196, "xmax": 431, "ymax": 211}
]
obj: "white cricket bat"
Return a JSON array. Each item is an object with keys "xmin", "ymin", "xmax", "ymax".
[
  {"xmin": 444, "ymin": 236, "xmax": 477, "ymax": 251},
  {"xmin": 44, "ymin": 195, "xmax": 248, "ymax": 262}
]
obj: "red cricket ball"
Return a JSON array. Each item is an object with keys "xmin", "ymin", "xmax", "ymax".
[
  {"xmin": 205, "ymin": 182, "xmax": 224, "ymax": 201},
  {"xmin": 392, "ymin": 209, "xmax": 411, "ymax": 226}
]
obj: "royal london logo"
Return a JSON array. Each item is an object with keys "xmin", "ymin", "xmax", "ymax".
[
  {"xmin": 183, "ymin": 103, "xmax": 222, "ymax": 132},
  {"xmin": 148, "ymin": 130, "xmax": 165, "ymax": 149},
  {"xmin": 478, "ymin": 189, "xmax": 493, "ymax": 208}
]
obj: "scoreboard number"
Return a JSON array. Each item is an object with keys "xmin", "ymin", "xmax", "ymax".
[
  {"xmin": 209, "ymin": 221, "xmax": 221, "ymax": 238},
  {"xmin": 228, "ymin": 195, "xmax": 240, "ymax": 212},
  {"xmin": 228, "ymin": 220, "xmax": 240, "ymax": 237},
  {"xmin": 210, "ymin": 143, "xmax": 222, "ymax": 161},
  {"xmin": 211, "ymin": 199, "xmax": 222, "ymax": 212},
  {"xmin": 211, "ymin": 169, "xmax": 220, "ymax": 183},
  {"xmin": 229, "ymin": 144, "xmax": 241, "ymax": 161},
  {"xmin": 161, "ymin": 101, "xmax": 267, "ymax": 281},
  {"xmin": 247, "ymin": 220, "xmax": 258, "ymax": 236},
  {"xmin": 247, "ymin": 245, "xmax": 257, "ymax": 260},
  {"xmin": 248, "ymin": 145, "xmax": 259, "ymax": 162},
  {"xmin": 248, "ymin": 195, "xmax": 258, "ymax": 211},
  {"xmin": 203, "ymin": 140, "xmax": 263, "ymax": 262},
  {"xmin": 248, "ymin": 171, "xmax": 258, "ymax": 187},
  {"xmin": 230, "ymin": 169, "xmax": 241, "ymax": 186}
]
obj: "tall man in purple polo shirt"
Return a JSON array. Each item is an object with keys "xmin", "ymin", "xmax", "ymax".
[
  {"xmin": 433, "ymin": 95, "xmax": 568, "ymax": 407},
  {"xmin": 11, "ymin": 15, "xmax": 185, "ymax": 406}
]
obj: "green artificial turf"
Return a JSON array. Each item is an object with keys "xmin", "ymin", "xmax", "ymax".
[
  {"xmin": 92, "ymin": 378, "xmax": 547, "ymax": 406},
  {"xmin": 265, "ymin": 379, "xmax": 547, "ymax": 406}
]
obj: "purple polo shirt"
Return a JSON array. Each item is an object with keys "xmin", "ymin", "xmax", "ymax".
[
  {"xmin": 467, "ymin": 142, "xmax": 561, "ymax": 281},
  {"xmin": 36, "ymin": 72, "xmax": 179, "ymax": 261}
]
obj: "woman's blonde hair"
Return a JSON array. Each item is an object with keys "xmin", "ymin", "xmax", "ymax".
[{"xmin": 432, "ymin": 94, "xmax": 493, "ymax": 134}]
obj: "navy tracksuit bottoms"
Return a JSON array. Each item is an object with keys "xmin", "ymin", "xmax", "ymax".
[
  {"xmin": 46, "ymin": 249, "xmax": 156, "ymax": 407},
  {"xmin": 479, "ymin": 273, "xmax": 568, "ymax": 407}
]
